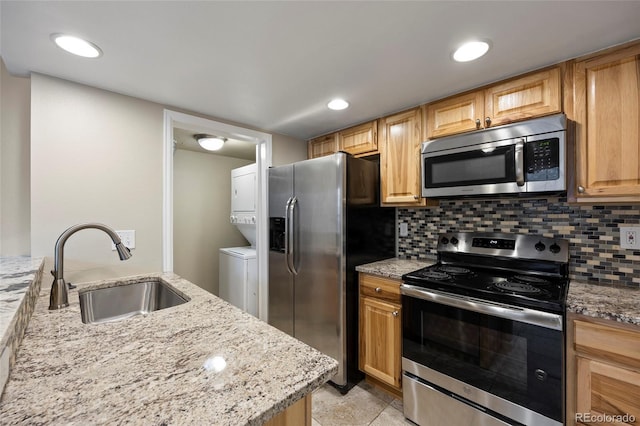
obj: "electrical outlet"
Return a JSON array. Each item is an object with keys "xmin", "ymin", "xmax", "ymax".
[
  {"xmin": 399, "ymin": 223, "xmax": 409, "ymax": 237},
  {"xmin": 111, "ymin": 230, "xmax": 135, "ymax": 250},
  {"xmin": 619, "ymin": 226, "xmax": 640, "ymax": 250}
]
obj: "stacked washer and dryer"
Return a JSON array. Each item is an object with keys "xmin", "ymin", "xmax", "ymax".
[{"xmin": 218, "ymin": 163, "xmax": 258, "ymax": 317}]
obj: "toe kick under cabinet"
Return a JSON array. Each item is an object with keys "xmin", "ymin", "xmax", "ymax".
[
  {"xmin": 566, "ymin": 313, "xmax": 640, "ymax": 426},
  {"xmin": 358, "ymin": 273, "xmax": 402, "ymax": 397}
]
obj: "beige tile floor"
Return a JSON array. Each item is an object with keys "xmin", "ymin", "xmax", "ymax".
[{"xmin": 312, "ymin": 381, "xmax": 414, "ymax": 426}]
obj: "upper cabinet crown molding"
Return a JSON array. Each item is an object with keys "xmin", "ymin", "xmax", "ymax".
[{"xmin": 426, "ymin": 67, "xmax": 561, "ymax": 139}]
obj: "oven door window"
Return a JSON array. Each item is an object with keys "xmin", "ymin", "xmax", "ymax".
[
  {"xmin": 424, "ymin": 144, "xmax": 516, "ymax": 188},
  {"xmin": 402, "ymin": 296, "xmax": 562, "ymax": 422}
]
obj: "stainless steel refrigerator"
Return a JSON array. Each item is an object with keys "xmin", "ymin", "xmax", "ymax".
[{"xmin": 268, "ymin": 152, "xmax": 395, "ymax": 392}]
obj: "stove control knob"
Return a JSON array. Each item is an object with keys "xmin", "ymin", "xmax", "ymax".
[
  {"xmin": 535, "ymin": 241, "xmax": 546, "ymax": 252},
  {"xmin": 440, "ymin": 237, "xmax": 449, "ymax": 245},
  {"xmin": 549, "ymin": 243, "xmax": 561, "ymax": 254},
  {"xmin": 450, "ymin": 237, "xmax": 459, "ymax": 245}
]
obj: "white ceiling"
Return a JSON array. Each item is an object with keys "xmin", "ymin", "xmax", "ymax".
[{"xmin": 2, "ymin": 1, "xmax": 640, "ymax": 141}]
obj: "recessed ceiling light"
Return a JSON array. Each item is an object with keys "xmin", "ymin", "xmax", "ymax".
[
  {"xmin": 51, "ymin": 34, "xmax": 102, "ymax": 58},
  {"xmin": 327, "ymin": 99, "xmax": 349, "ymax": 111},
  {"xmin": 453, "ymin": 41, "xmax": 490, "ymax": 62}
]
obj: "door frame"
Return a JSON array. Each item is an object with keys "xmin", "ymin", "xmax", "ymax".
[{"xmin": 162, "ymin": 109, "xmax": 272, "ymax": 320}]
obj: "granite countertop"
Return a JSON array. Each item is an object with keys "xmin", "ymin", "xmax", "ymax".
[
  {"xmin": 566, "ymin": 280, "xmax": 640, "ymax": 326},
  {"xmin": 355, "ymin": 258, "xmax": 434, "ymax": 280},
  {"xmin": 0, "ymin": 256, "xmax": 44, "ymax": 395},
  {"xmin": 0, "ymin": 272, "xmax": 338, "ymax": 425},
  {"xmin": 356, "ymin": 257, "xmax": 640, "ymax": 326}
]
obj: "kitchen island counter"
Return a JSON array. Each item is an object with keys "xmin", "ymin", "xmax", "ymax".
[{"xmin": 0, "ymin": 272, "xmax": 337, "ymax": 425}]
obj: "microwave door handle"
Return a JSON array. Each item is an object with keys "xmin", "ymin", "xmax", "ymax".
[{"xmin": 515, "ymin": 139, "xmax": 525, "ymax": 187}]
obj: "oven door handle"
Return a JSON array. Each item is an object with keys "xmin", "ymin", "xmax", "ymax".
[{"xmin": 400, "ymin": 284, "xmax": 563, "ymax": 331}]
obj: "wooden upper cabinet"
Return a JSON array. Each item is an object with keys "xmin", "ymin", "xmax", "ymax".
[
  {"xmin": 426, "ymin": 67, "xmax": 562, "ymax": 139},
  {"xmin": 485, "ymin": 67, "xmax": 561, "ymax": 127},
  {"xmin": 338, "ymin": 121, "xmax": 378, "ymax": 156},
  {"xmin": 380, "ymin": 108, "xmax": 425, "ymax": 206},
  {"xmin": 426, "ymin": 91, "xmax": 484, "ymax": 139},
  {"xmin": 307, "ymin": 133, "xmax": 337, "ymax": 159},
  {"xmin": 573, "ymin": 43, "xmax": 640, "ymax": 201}
]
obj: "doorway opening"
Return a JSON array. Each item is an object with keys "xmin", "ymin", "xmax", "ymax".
[{"xmin": 163, "ymin": 110, "xmax": 272, "ymax": 320}]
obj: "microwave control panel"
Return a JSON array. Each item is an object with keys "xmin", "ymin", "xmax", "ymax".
[{"xmin": 525, "ymin": 138, "xmax": 560, "ymax": 181}]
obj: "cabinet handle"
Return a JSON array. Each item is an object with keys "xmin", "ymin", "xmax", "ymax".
[
  {"xmin": 375, "ymin": 287, "xmax": 382, "ymax": 293},
  {"xmin": 392, "ymin": 311, "xmax": 399, "ymax": 317},
  {"xmin": 578, "ymin": 186, "xmax": 585, "ymax": 194},
  {"xmin": 413, "ymin": 195, "xmax": 419, "ymax": 200},
  {"xmin": 475, "ymin": 119, "xmax": 481, "ymax": 129},
  {"xmin": 485, "ymin": 117, "xmax": 492, "ymax": 127}
]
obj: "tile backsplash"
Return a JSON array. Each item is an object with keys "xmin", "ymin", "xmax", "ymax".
[{"xmin": 397, "ymin": 197, "xmax": 640, "ymax": 288}]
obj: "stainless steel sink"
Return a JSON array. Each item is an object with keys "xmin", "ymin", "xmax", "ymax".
[{"xmin": 79, "ymin": 279, "xmax": 188, "ymax": 324}]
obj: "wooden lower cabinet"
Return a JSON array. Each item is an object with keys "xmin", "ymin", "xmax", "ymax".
[
  {"xmin": 566, "ymin": 314, "xmax": 640, "ymax": 425},
  {"xmin": 358, "ymin": 273, "xmax": 402, "ymax": 396},
  {"xmin": 264, "ymin": 394, "xmax": 312, "ymax": 426}
]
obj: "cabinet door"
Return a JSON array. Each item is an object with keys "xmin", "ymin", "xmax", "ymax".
[
  {"xmin": 576, "ymin": 357, "xmax": 640, "ymax": 425},
  {"xmin": 359, "ymin": 296, "xmax": 402, "ymax": 389},
  {"xmin": 307, "ymin": 134, "xmax": 337, "ymax": 159},
  {"xmin": 380, "ymin": 108, "xmax": 425, "ymax": 205},
  {"xmin": 338, "ymin": 121, "xmax": 377, "ymax": 156},
  {"xmin": 426, "ymin": 91, "xmax": 484, "ymax": 138},
  {"xmin": 485, "ymin": 67, "xmax": 561, "ymax": 127},
  {"xmin": 574, "ymin": 44, "xmax": 640, "ymax": 200}
]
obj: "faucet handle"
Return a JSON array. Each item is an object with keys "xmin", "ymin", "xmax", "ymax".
[
  {"xmin": 50, "ymin": 269, "xmax": 55, "ymax": 277},
  {"xmin": 67, "ymin": 282, "xmax": 77, "ymax": 289}
]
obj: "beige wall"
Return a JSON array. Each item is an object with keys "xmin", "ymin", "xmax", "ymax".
[
  {"xmin": 1, "ymin": 58, "xmax": 31, "ymax": 256},
  {"xmin": 271, "ymin": 132, "xmax": 307, "ymax": 166},
  {"xmin": 30, "ymin": 73, "xmax": 165, "ymax": 281},
  {"xmin": 22, "ymin": 73, "xmax": 306, "ymax": 284},
  {"xmin": 173, "ymin": 149, "xmax": 252, "ymax": 295}
]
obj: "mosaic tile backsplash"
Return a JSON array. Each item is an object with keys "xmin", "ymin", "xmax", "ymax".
[{"xmin": 397, "ymin": 197, "xmax": 640, "ymax": 288}]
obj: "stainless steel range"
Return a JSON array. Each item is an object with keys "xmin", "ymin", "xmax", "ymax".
[{"xmin": 401, "ymin": 232, "xmax": 569, "ymax": 426}]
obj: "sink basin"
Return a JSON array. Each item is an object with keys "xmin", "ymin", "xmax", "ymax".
[{"xmin": 79, "ymin": 279, "xmax": 188, "ymax": 324}]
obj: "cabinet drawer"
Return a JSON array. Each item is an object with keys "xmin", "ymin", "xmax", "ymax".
[
  {"xmin": 359, "ymin": 274, "xmax": 401, "ymax": 303},
  {"xmin": 574, "ymin": 320, "xmax": 640, "ymax": 369}
]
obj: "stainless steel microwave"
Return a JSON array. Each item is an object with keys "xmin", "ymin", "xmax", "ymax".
[{"xmin": 421, "ymin": 114, "xmax": 567, "ymax": 198}]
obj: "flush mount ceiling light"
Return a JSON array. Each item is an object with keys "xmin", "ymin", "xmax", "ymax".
[
  {"xmin": 453, "ymin": 41, "xmax": 490, "ymax": 62},
  {"xmin": 195, "ymin": 134, "xmax": 226, "ymax": 151},
  {"xmin": 51, "ymin": 34, "xmax": 102, "ymax": 58},
  {"xmin": 327, "ymin": 99, "xmax": 349, "ymax": 111}
]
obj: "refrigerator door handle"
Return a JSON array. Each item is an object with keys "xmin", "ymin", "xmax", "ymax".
[
  {"xmin": 284, "ymin": 197, "xmax": 294, "ymax": 274},
  {"xmin": 288, "ymin": 196, "xmax": 299, "ymax": 275}
]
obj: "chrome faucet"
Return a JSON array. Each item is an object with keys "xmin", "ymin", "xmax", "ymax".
[{"xmin": 49, "ymin": 223, "xmax": 133, "ymax": 310}]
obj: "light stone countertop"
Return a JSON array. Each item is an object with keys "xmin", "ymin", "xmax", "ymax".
[
  {"xmin": 0, "ymin": 256, "xmax": 44, "ymax": 395},
  {"xmin": 355, "ymin": 258, "xmax": 434, "ymax": 280},
  {"xmin": 356, "ymin": 257, "xmax": 640, "ymax": 326},
  {"xmin": 566, "ymin": 280, "xmax": 640, "ymax": 326},
  {"xmin": 0, "ymin": 273, "xmax": 338, "ymax": 425}
]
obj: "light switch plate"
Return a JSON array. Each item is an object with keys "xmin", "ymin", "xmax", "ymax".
[
  {"xmin": 111, "ymin": 230, "xmax": 135, "ymax": 250},
  {"xmin": 399, "ymin": 223, "xmax": 409, "ymax": 237},
  {"xmin": 620, "ymin": 226, "xmax": 640, "ymax": 250}
]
